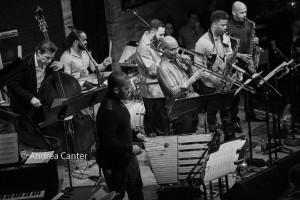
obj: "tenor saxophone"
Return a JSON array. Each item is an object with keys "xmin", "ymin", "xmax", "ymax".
[
  {"xmin": 215, "ymin": 34, "xmax": 242, "ymax": 93},
  {"xmin": 245, "ymin": 17, "xmax": 264, "ymax": 73}
]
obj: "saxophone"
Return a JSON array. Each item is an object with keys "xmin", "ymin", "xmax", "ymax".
[
  {"xmin": 245, "ymin": 17, "xmax": 264, "ymax": 73},
  {"xmin": 215, "ymin": 35, "xmax": 242, "ymax": 93}
]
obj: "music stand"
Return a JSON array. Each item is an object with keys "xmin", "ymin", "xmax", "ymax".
[
  {"xmin": 253, "ymin": 62, "xmax": 291, "ymax": 165},
  {"xmin": 40, "ymin": 86, "xmax": 108, "ymax": 187},
  {"xmin": 168, "ymin": 92, "xmax": 234, "ymax": 199},
  {"xmin": 41, "ymin": 87, "xmax": 108, "ymax": 128},
  {"xmin": 169, "ymin": 91, "xmax": 234, "ymax": 121},
  {"xmin": 279, "ymin": 63, "xmax": 300, "ymax": 146}
]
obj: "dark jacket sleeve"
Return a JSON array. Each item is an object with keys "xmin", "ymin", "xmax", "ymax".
[{"xmin": 7, "ymin": 67, "xmax": 34, "ymax": 104}]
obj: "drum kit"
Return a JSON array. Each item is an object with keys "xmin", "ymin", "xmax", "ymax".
[{"xmin": 124, "ymin": 72, "xmax": 147, "ymax": 132}]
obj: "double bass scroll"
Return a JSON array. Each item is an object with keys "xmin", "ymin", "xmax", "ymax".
[{"xmin": 34, "ymin": 6, "xmax": 95, "ymax": 154}]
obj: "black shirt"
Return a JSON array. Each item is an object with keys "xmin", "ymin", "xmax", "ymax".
[
  {"xmin": 96, "ymin": 93, "xmax": 134, "ymax": 169},
  {"xmin": 227, "ymin": 16, "xmax": 252, "ymax": 54}
]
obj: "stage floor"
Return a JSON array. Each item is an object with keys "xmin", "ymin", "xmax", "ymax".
[{"xmin": 55, "ymin": 106, "xmax": 300, "ymax": 200}]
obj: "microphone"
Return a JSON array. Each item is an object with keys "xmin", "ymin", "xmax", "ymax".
[
  {"xmin": 229, "ymin": 63, "xmax": 253, "ymax": 79},
  {"xmin": 270, "ymin": 40, "xmax": 279, "ymax": 55},
  {"xmin": 122, "ymin": 9, "xmax": 136, "ymax": 13}
]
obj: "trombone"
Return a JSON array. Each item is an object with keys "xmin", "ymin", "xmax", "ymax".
[{"xmin": 174, "ymin": 47, "xmax": 256, "ymax": 94}]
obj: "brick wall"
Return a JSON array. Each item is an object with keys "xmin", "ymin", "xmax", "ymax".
[
  {"xmin": 104, "ymin": 0, "xmax": 211, "ymax": 71},
  {"xmin": 60, "ymin": 0, "xmax": 73, "ymax": 36}
]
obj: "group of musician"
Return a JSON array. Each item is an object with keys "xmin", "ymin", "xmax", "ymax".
[
  {"xmin": 5, "ymin": 1, "xmax": 300, "ymax": 199},
  {"xmin": 136, "ymin": 1, "xmax": 269, "ymax": 143}
]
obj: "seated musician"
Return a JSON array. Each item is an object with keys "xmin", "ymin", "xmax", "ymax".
[
  {"xmin": 194, "ymin": 10, "xmax": 236, "ymax": 142},
  {"xmin": 96, "ymin": 71, "xmax": 145, "ymax": 200},
  {"xmin": 157, "ymin": 36, "xmax": 205, "ymax": 135},
  {"xmin": 59, "ymin": 30, "xmax": 112, "ymax": 90},
  {"xmin": 7, "ymin": 40, "xmax": 63, "ymax": 121}
]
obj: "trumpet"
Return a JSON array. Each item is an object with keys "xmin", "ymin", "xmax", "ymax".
[
  {"xmin": 176, "ymin": 47, "xmax": 255, "ymax": 94},
  {"xmin": 151, "ymin": 45, "xmax": 256, "ymax": 94},
  {"xmin": 175, "ymin": 53, "xmax": 256, "ymax": 94}
]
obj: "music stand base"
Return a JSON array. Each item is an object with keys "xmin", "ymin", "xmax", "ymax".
[{"xmin": 283, "ymin": 137, "xmax": 300, "ymax": 146}]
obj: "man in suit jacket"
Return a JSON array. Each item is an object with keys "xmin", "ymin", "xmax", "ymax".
[{"xmin": 8, "ymin": 40, "xmax": 63, "ymax": 118}]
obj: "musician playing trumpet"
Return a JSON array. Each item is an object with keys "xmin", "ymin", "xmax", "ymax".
[
  {"xmin": 157, "ymin": 36, "xmax": 205, "ymax": 135},
  {"xmin": 194, "ymin": 10, "xmax": 236, "ymax": 142},
  {"xmin": 227, "ymin": 1, "xmax": 266, "ymax": 134}
]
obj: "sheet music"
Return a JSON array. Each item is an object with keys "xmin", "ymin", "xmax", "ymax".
[
  {"xmin": 259, "ymin": 60, "xmax": 294, "ymax": 85},
  {"xmin": 0, "ymin": 133, "xmax": 19, "ymax": 165},
  {"xmin": 204, "ymin": 139, "xmax": 245, "ymax": 182}
]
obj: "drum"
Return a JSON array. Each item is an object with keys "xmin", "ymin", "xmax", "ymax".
[
  {"xmin": 127, "ymin": 102, "xmax": 145, "ymax": 129},
  {"xmin": 128, "ymin": 73, "xmax": 140, "ymax": 100}
]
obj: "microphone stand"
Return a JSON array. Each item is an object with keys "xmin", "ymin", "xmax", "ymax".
[
  {"xmin": 250, "ymin": 70, "xmax": 282, "ymax": 166},
  {"xmin": 283, "ymin": 63, "xmax": 300, "ymax": 146},
  {"xmin": 274, "ymin": 48, "xmax": 300, "ymax": 146}
]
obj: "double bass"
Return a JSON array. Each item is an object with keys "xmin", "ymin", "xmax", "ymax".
[{"xmin": 34, "ymin": 6, "xmax": 95, "ymax": 154}]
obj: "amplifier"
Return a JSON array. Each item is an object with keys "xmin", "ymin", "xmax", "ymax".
[
  {"xmin": 157, "ymin": 185, "xmax": 204, "ymax": 200},
  {"xmin": 0, "ymin": 29, "xmax": 19, "ymax": 68}
]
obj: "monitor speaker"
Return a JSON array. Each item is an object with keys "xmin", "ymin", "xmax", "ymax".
[
  {"xmin": 0, "ymin": 29, "xmax": 19, "ymax": 68},
  {"xmin": 222, "ymin": 165, "xmax": 289, "ymax": 200}
]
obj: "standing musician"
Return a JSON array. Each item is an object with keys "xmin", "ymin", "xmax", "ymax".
[
  {"xmin": 157, "ymin": 36, "xmax": 205, "ymax": 135},
  {"xmin": 7, "ymin": 41, "xmax": 63, "ymax": 119},
  {"xmin": 194, "ymin": 10, "xmax": 236, "ymax": 142},
  {"xmin": 227, "ymin": 1, "xmax": 266, "ymax": 134},
  {"xmin": 96, "ymin": 71, "xmax": 145, "ymax": 200},
  {"xmin": 60, "ymin": 30, "xmax": 112, "ymax": 90},
  {"xmin": 136, "ymin": 19, "xmax": 170, "ymax": 136}
]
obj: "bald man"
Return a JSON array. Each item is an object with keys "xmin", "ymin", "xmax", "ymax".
[
  {"xmin": 227, "ymin": 1, "xmax": 266, "ymax": 134},
  {"xmin": 157, "ymin": 36, "xmax": 205, "ymax": 134}
]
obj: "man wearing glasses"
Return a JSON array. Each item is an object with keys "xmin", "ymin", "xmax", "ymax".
[{"xmin": 8, "ymin": 41, "xmax": 63, "ymax": 114}]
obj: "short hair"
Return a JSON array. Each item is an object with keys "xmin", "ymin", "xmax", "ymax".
[
  {"xmin": 187, "ymin": 9, "xmax": 199, "ymax": 18},
  {"xmin": 65, "ymin": 30, "xmax": 84, "ymax": 51},
  {"xmin": 149, "ymin": 19, "xmax": 164, "ymax": 31},
  {"xmin": 289, "ymin": 164, "xmax": 300, "ymax": 187},
  {"xmin": 35, "ymin": 40, "xmax": 57, "ymax": 54},
  {"xmin": 108, "ymin": 71, "xmax": 130, "ymax": 91},
  {"xmin": 210, "ymin": 10, "xmax": 229, "ymax": 24}
]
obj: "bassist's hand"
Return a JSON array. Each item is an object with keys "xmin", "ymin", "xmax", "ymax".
[
  {"xmin": 49, "ymin": 61, "xmax": 64, "ymax": 71},
  {"xmin": 237, "ymin": 53, "xmax": 252, "ymax": 63}
]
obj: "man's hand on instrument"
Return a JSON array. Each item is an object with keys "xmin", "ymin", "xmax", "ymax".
[
  {"xmin": 211, "ymin": 76, "xmax": 225, "ymax": 88},
  {"xmin": 103, "ymin": 57, "xmax": 112, "ymax": 67},
  {"xmin": 132, "ymin": 145, "xmax": 142, "ymax": 155},
  {"xmin": 136, "ymin": 133, "xmax": 147, "ymax": 142},
  {"xmin": 30, "ymin": 97, "xmax": 42, "ymax": 108},
  {"xmin": 192, "ymin": 69, "xmax": 206, "ymax": 81},
  {"xmin": 49, "ymin": 61, "xmax": 64, "ymax": 71},
  {"xmin": 237, "ymin": 53, "xmax": 252, "ymax": 62}
]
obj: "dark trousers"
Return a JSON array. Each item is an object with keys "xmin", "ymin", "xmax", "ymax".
[
  {"xmin": 142, "ymin": 98, "xmax": 169, "ymax": 136},
  {"xmin": 230, "ymin": 92, "xmax": 255, "ymax": 123},
  {"xmin": 171, "ymin": 115, "xmax": 198, "ymax": 135},
  {"xmin": 103, "ymin": 156, "xmax": 144, "ymax": 200},
  {"xmin": 201, "ymin": 84, "xmax": 233, "ymax": 135}
]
